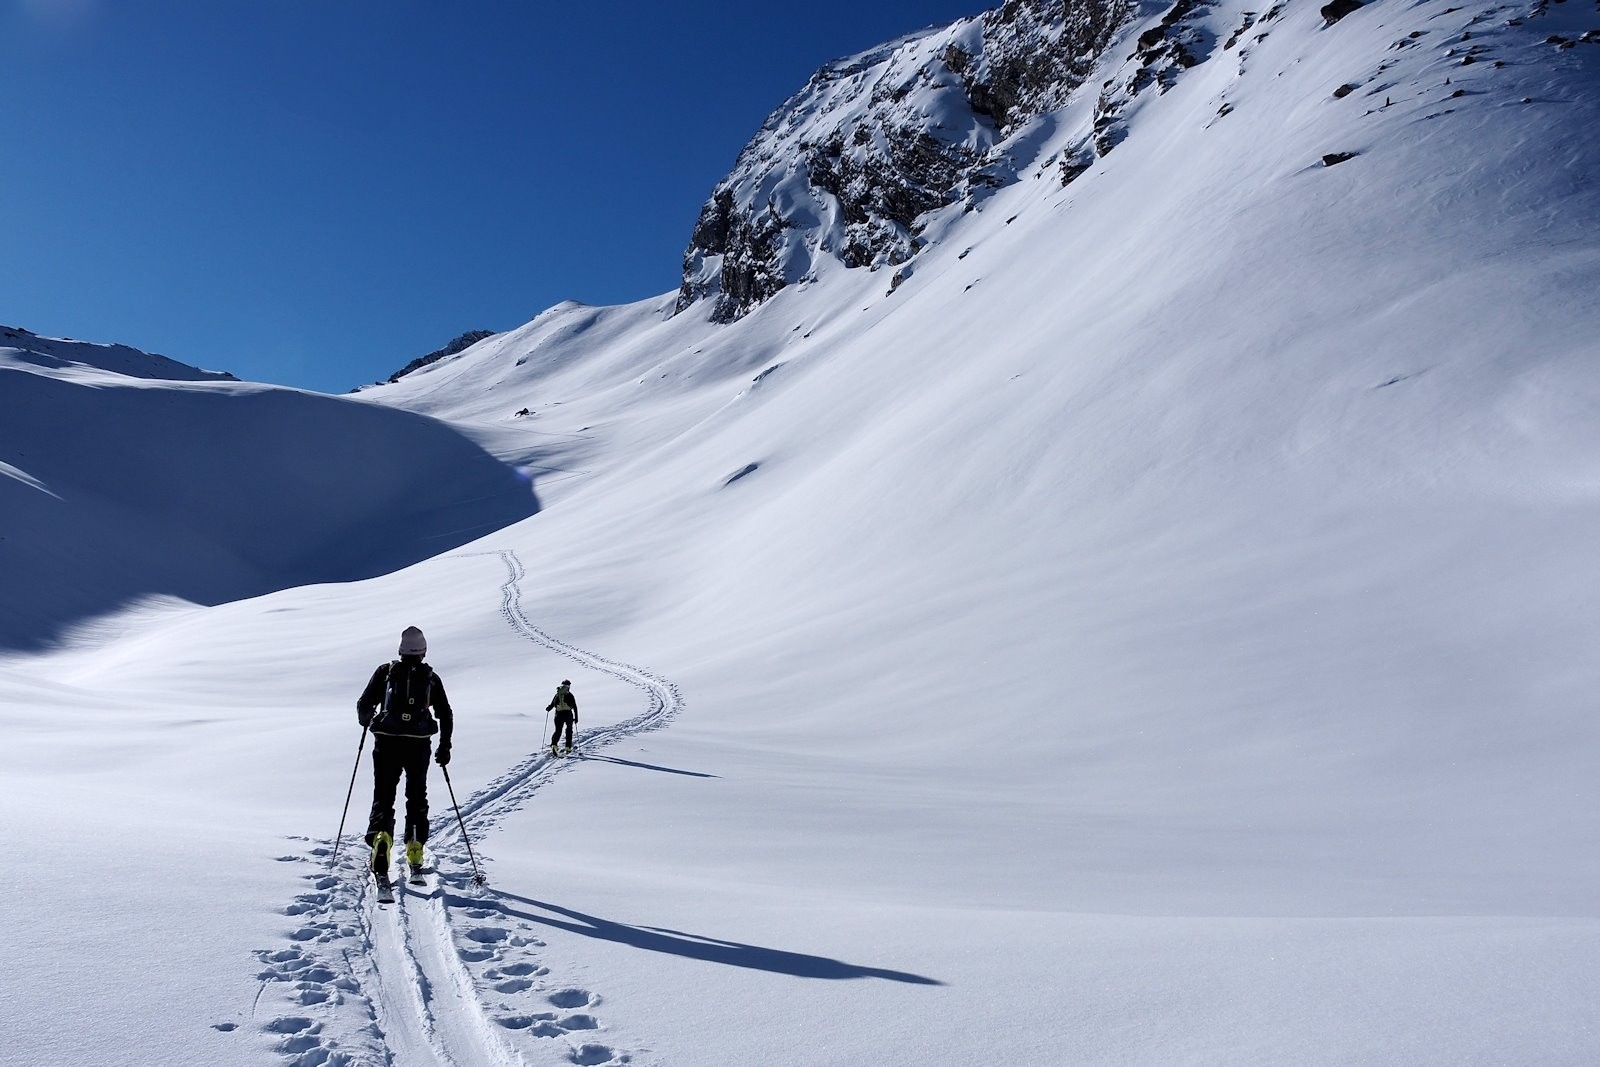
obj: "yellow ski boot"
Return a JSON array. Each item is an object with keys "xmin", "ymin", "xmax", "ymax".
[{"xmin": 371, "ymin": 832, "xmax": 394, "ymax": 903}]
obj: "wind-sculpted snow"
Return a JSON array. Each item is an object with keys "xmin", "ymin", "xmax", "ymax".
[
  {"xmin": 0, "ymin": 324, "xmax": 237, "ymax": 381},
  {"xmin": 252, "ymin": 550, "xmax": 680, "ymax": 1066},
  {"xmin": 0, "ymin": 352, "xmax": 538, "ymax": 650}
]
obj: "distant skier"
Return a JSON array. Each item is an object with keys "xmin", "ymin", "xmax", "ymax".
[
  {"xmin": 547, "ymin": 679, "xmax": 577, "ymax": 755},
  {"xmin": 356, "ymin": 626, "xmax": 454, "ymax": 892}
]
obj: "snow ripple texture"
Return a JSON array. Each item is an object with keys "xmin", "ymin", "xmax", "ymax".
[{"xmin": 248, "ymin": 549, "xmax": 679, "ymax": 1067}]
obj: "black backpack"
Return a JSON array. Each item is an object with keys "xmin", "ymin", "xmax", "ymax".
[{"xmin": 376, "ymin": 660, "xmax": 437, "ymax": 736}]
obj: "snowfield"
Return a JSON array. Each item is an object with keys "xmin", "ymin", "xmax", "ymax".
[{"xmin": 3, "ymin": 0, "xmax": 1599, "ymax": 1063}]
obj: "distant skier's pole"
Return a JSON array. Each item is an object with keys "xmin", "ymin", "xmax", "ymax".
[
  {"xmin": 542, "ymin": 707, "xmax": 551, "ymax": 750},
  {"xmin": 330, "ymin": 724, "xmax": 370, "ymax": 868},
  {"xmin": 440, "ymin": 764, "xmax": 488, "ymax": 886}
]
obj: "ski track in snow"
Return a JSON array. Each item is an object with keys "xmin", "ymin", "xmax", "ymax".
[{"xmin": 249, "ymin": 549, "xmax": 680, "ymax": 1067}]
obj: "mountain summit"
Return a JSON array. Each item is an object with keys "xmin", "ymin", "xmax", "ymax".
[{"xmin": 676, "ymin": 0, "xmax": 1129, "ymax": 321}]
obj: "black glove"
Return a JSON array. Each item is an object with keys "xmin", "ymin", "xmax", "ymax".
[
  {"xmin": 435, "ymin": 744, "xmax": 451, "ymax": 767},
  {"xmin": 358, "ymin": 708, "xmax": 372, "ymax": 728}
]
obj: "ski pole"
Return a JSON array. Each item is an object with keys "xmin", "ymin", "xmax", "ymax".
[
  {"xmin": 542, "ymin": 707, "xmax": 550, "ymax": 750},
  {"xmin": 440, "ymin": 764, "xmax": 488, "ymax": 886},
  {"xmin": 330, "ymin": 723, "xmax": 370, "ymax": 868}
]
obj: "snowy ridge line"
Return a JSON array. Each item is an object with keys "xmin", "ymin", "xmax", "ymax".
[{"xmin": 436, "ymin": 548, "xmax": 684, "ymax": 841}]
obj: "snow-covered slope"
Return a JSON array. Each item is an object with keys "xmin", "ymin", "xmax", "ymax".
[
  {"xmin": 0, "ymin": 330, "xmax": 537, "ymax": 650},
  {"xmin": 3, "ymin": 0, "xmax": 1600, "ymax": 1064},
  {"xmin": 0, "ymin": 323, "xmax": 240, "ymax": 382}
]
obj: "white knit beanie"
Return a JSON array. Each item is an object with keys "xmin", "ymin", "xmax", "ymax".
[{"xmin": 398, "ymin": 626, "xmax": 427, "ymax": 656}]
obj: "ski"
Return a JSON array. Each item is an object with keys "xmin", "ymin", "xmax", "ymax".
[
  {"xmin": 371, "ymin": 831, "xmax": 394, "ymax": 904},
  {"xmin": 374, "ymin": 872, "xmax": 395, "ymax": 905},
  {"xmin": 408, "ymin": 863, "xmax": 426, "ymax": 886}
]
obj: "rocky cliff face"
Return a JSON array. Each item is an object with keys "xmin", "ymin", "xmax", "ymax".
[{"xmin": 675, "ymin": 0, "xmax": 1130, "ymax": 323}]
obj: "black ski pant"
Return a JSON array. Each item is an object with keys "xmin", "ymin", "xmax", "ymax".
[
  {"xmin": 551, "ymin": 710, "xmax": 574, "ymax": 749},
  {"xmin": 365, "ymin": 734, "xmax": 433, "ymax": 848}
]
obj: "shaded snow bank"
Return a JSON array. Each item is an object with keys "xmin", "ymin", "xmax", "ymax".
[{"xmin": 0, "ymin": 348, "xmax": 538, "ymax": 650}]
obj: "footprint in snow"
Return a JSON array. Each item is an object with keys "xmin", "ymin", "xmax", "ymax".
[
  {"xmin": 294, "ymin": 985, "xmax": 332, "ymax": 1006},
  {"xmin": 282, "ymin": 892, "xmax": 331, "ymax": 915},
  {"xmin": 277, "ymin": 1033, "xmax": 322, "ymax": 1055},
  {"xmin": 548, "ymin": 988, "xmax": 597, "ymax": 1009},
  {"xmin": 496, "ymin": 1013, "xmax": 564, "ymax": 1038},
  {"xmin": 569, "ymin": 1043, "xmax": 627, "ymax": 1065},
  {"xmin": 495, "ymin": 977, "xmax": 535, "ymax": 993},
  {"xmin": 498, "ymin": 962, "xmax": 545, "ymax": 977},
  {"xmin": 264, "ymin": 1015, "xmax": 332, "ymax": 1056},
  {"xmin": 263, "ymin": 1017, "xmax": 316, "ymax": 1035}
]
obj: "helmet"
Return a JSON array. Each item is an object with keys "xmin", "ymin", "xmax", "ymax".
[
  {"xmin": 398, "ymin": 626, "xmax": 427, "ymax": 656},
  {"xmin": 560, "ymin": 679, "xmax": 571, "ymax": 687}
]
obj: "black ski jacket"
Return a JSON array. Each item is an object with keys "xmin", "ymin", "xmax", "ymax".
[{"xmin": 357, "ymin": 656, "xmax": 454, "ymax": 743}]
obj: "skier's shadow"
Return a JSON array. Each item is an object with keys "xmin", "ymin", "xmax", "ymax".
[
  {"xmin": 467, "ymin": 891, "xmax": 943, "ymax": 985},
  {"xmin": 581, "ymin": 754, "xmax": 719, "ymax": 778}
]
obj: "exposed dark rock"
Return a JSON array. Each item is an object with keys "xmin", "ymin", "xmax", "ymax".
[
  {"xmin": 387, "ymin": 330, "xmax": 496, "ymax": 383},
  {"xmin": 1090, "ymin": 0, "xmax": 1219, "ymax": 149},
  {"xmin": 1333, "ymin": 82, "xmax": 1359, "ymax": 97},
  {"xmin": 1093, "ymin": 90, "xmax": 1129, "ymax": 155},
  {"xmin": 706, "ymin": 205, "xmax": 792, "ymax": 323},
  {"xmin": 1320, "ymin": 0, "xmax": 1363, "ymax": 26},
  {"xmin": 723, "ymin": 463, "xmax": 761, "ymax": 487},
  {"xmin": 688, "ymin": 189, "xmax": 736, "ymax": 256},
  {"xmin": 1130, "ymin": 0, "xmax": 1215, "ymax": 90},
  {"xmin": 1321, "ymin": 151, "xmax": 1358, "ymax": 166},
  {"xmin": 1224, "ymin": 11, "xmax": 1259, "ymax": 48},
  {"xmin": 963, "ymin": 0, "xmax": 1130, "ymax": 129},
  {"xmin": 1059, "ymin": 147, "xmax": 1095, "ymax": 185},
  {"xmin": 674, "ymin": 0, "xmax": 1132, "ymax": 323}
]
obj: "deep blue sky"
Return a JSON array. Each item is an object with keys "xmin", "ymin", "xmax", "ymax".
[{"xmin": 1, "ymin": 1, "xmax": 983, "ymax": 392}]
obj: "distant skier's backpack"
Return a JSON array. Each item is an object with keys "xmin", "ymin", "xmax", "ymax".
[{"xmin": 374, "ymin": 659, "xmax": 438, "ymax": 736}]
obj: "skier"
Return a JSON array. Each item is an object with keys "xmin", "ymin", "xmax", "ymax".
[
  {"xmin": 356, "ymin": 626, "xmax": 454, "ymax": 893},
  {"xmin": 547, "ymin": 679, "xmax": 577, "ymax": 755}
]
